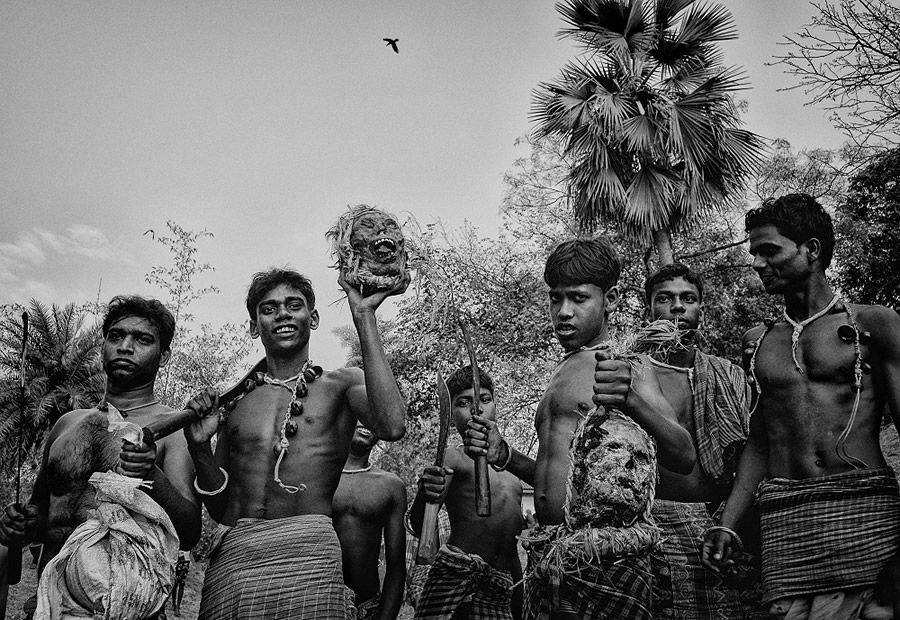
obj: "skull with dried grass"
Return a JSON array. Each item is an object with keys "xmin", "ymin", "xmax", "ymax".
[{"xmin": 326, "ymin": 204, "xmax": 408, "ymax": 294}]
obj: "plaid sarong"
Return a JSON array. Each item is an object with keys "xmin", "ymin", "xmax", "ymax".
[
  {"xmin": 522, "ymin": 523, "xmax": 657, "ymax": 620},
  {"xmin": 691, "ymin": 351, "xmax": 751, "ymax": 485},
  {"xmin": 651, "ymin": 500, "xmax": 748, "ymax": 619},
  {"xmin": 199, "ymin": 515, "xmax": 353, "ymax": 619},
  {"xmin": 354, "ymin": 593, "xmax": 379, "ymax": 620},
  {"xmin": 414, "ymin": 544, "xmax": 514, "ymax": 620},
  {"xmin": 758, "ymin": 467, "xmax": 900, "ymax": 604}
]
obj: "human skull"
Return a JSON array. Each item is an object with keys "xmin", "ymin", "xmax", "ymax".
[
  {"xmin": 327, "ymin": 204, "xmax": 408, "ymax": 294},
  {"xmin": 566, "ymin": 411, "xmax": 657, "ymax": 529}
]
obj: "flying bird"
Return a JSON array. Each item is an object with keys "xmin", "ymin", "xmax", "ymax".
[
  {"xmin": 383, "ymin": 38, "xmax": 399, "ymax": 53},
  {"xmin": 143, "ymin": 229, "xmax": 155, "ymax": 240}
]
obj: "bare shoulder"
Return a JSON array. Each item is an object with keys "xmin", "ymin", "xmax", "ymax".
[
  {"xmin": 854, "ymin": 303, "xmax": 900, "ymax": 330},
  {"xmin": 325, "ymin": 366, "xmax": 365, "ymax": 388},
  {"xmin": 743, "ymin": 323, "xmax": 768, "ymax": 346},
  {"xmin": 372, "ymin": 468, "xmax": 407, "ymax": 497},
  {"xmin": 51, "ymin": 408, "xmax": 96, "ymax": 440}
]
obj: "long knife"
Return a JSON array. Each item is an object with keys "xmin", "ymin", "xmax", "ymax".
[
  {"xmin": 141, "ymin": 358, "xmax": 268, "ymax": 444},
  {"xmin": 460, "ymin": 321, "xmax": 491, "ymax": 517},
  {"xmin": 8, "ymin": 312, "xmax": 28, "ymax": 585},
  {"xmin": 416, "ymin": 371, "xmax": 452, "ymax": 565}
]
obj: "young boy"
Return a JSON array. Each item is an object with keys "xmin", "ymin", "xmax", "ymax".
[{"xmin": 408, "ymin": 365, "xmax": 524, "ymax": 620}]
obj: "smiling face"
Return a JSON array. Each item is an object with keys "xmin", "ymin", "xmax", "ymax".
[
  {"xmin": 648, "ymin": 276, "xmax": 702, "ymax": 335},
  {"xmin": 102, "ymin": 316, "xmax": 169, "ymax": 389},
  {"xmin": 452, "ymin": 386, "xmax": 496, "ymax": 437},
  {"xmin": 250, "ymin": 283, "xmax": 319, "ymax": 356},
  {"xmin": 549, "ymin": 283, "xmax": 618, "ymax": 352},
  {"xmin": 748, "ymin": 224, "xmax": 814, "ymax": 294},
  {"xmin": 349, "ymin": 423, "xmax": 378, "ymax": 455}
]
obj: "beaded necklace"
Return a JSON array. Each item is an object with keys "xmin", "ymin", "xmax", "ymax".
[
  {"xmin": 747, "ymin": 298, "xmax": 868, "ymax": 469},
  {"xmin": 260, "ymin": 359, "xmax": 323, "ymax": 493},
  {"xmin": 342, "ymin": 464, "xmax": 373, "ymax": 474}
]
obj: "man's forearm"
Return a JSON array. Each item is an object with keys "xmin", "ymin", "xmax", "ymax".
[
  {"xmin": 376, "ymin": 564, "xmax": 405, "ymax": 620},
  {"xmin": 504, "ymin": 447, "xmax": 536, "ymax": 486},
  {"xmin": 354, "ymin": 310, "xmax": 406, "ymax": 440},
  {"xmin": 145, "ymin": 467, "xmax": 201, "ymax": 549},
  {"xmin": 720, "ymin": 438, "xmax": 767, "ymax": 529},
  {"xmin": 187, "ymin": 440, "xmax": 228, "ymax": 522}
]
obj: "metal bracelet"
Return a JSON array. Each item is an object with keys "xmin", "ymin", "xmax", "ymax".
[{"xmin": 193, "ymin": 467, "xmax": 229, "ymax": 496}]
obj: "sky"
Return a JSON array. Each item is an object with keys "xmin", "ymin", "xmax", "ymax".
[{"xmin": 0, "ymin": 1, "xmax": 846, "ymax": 372}]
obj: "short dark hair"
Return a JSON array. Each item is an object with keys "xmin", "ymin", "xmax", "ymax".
[
  {"xmin": 544, "ymin": 236, "xmax": 621, "ymax": 292},
  {"xmin": 644, "ymin": 262, "xmax": 704, "ymax": 305},
  {"xmin": 446, "ymin": 365, "xmax": 495, "ymax": 399},
  {"xmin": 745, "ymin": 193, "xmax": 835, "ymax": 269},
  {"xmin": 245, "ymin": 269, "xmax": 316, "ymax": 319},
  {"xmin": 103, "ymin": 296, "xmax": 176, "ymax": 352}
]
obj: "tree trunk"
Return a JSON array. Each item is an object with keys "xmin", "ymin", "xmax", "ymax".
[{"xmin": 653, "ymin": 228, "xmax": 674, "ymax": 266}]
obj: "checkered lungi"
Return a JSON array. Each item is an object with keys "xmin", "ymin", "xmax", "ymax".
[
  {"xmin": 414, "ymin": 544, "xmax": 514, "ymax": 620},
  {"xmin": 758, "ymin": 467, "xmax": 900, "ymax": 608},
  {"xmin": 354, "ymin": 593, "xmax": 380, "ymax": 620},
  {"xmin": 651, "ymin": 500, "xmax": 748, "ymax": 619},
  {"xmin": 199, "ymin": 515, "xmax": 354, "ymax": 619},
  {"xmin": 522, "ymin": 523, "xmax": 657, "ymax": 620}
]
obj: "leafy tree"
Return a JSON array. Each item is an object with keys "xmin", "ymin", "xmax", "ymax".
[
  {"xmin": 774, "ymin": 0, "xmax": 900, "ymax": 151},
  {"xmin": 144, "ymin": 221, "xmax": 251, "ymax": 406},
  {"xmin": 832, "ymin": 147, "xmax": 900, "ymax": 308},
  {"xmin": 0, "ymin": 301, "xmax": 104, "ymax": 490},
  {"xmin": 532, "ymin": 0, "xmax": 765, "ymax": 264},
  {"xmin": 750, "ymin": 139, "xmax": 848, "ymax": 207}
]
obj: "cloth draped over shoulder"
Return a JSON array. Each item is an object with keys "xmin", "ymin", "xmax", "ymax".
[
  {"xmin": 35, "ymin": 472, "xmax": 179, "ymax": 620},
  {"xmin": 691, "ymin": 351, "xmax": 751, "ymax": 485},
  {"xmin": 414, "ymin": 544, "xmax": 514, "ymax": 620},
  {"xmin": 199, "ymin": 514, "xmax": 353, "ymax": 620},
  {"xmin": 758, "ymin": 467, "xmax": 900, "ymax": 605}
]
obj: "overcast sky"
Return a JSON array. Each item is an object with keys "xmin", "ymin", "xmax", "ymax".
[{"xmin": 1, "ymin": 1, "xmax": 845, "ymax": 372}]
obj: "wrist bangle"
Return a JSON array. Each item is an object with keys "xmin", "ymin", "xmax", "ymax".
[
  {"xmin": 194, "ymin": 467, "xmax": 229, "ymax": 496},
  {"xmin": 707, "ymin": 525, "xmax": 744, "ymax": 553},
  {"xmin": 491, "ymin": 439, "xmax": 513, "ymax": 472}
]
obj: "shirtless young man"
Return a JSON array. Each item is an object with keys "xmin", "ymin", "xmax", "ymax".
[
  {"xmin": 332, "ymin": 423, "xmax": 407, "ymax": 620},
  {"xmin": 465, "ymin": 237, "xmax": 695, "ymax": 619},
  {"xmin": 632, "ymin": 263, "xmax": 754, "ymax": 619},
  {"xmin": 703, "ymin": 194, "xmax": 900, "ymax": 620},
  {"xmin": 408, "ymin": 365, "xmax": 524, "ymax": 620},
  {"xmin": 185, "ymin": 268, "xmax": 407, "ymax": 620},
  {"xmin": 0, "ymin": 296, "xmax": 201, "ymax": 618}
]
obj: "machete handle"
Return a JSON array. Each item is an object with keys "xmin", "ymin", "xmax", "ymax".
[
  {"xmin": 474, "ymin": 456, "xmax": 491, "ymax": 516},
  {"xmin": 7, "ymin": 542, "xmax": 22, "ymax": 585}
]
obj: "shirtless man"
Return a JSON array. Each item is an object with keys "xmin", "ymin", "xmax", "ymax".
[
  {"xmin": 703, "ymin": 194, "xmax": 900, "ymax": 620},
  {"xmin": 0, "ymin": 295, "xmax": 200, "ymax": 618},
  {"xmin": 332, "ymin": 423, "xmax": 407, "ymax": 620},
  {"xmin": 185, "ymin": 268, "xmax": 407, "ymax": 619},
  {"xmin": 408, "ymin": 365, "xmax": 524, "ymax": 620},
  {"xmin": 465, "ymin": 237, "xmax": 695, "ymax": 619},
  {"xmin": 625, "ymin": 263, "xmax": 753, "ymax": 618}
]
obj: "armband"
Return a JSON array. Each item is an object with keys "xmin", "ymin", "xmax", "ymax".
[{"xmin": 193, "ymin": 467, "xmax": 229, "ymax": 496}]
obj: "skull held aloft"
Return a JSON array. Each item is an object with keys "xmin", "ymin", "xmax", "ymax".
[{"xmin": 327, "ymin": 204, "xmax": 407, "ymax": 294}]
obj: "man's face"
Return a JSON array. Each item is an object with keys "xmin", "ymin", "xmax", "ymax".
[
  {"xmin": 748, "ymin": 224, "xmax": 811, "ymax": 294},
  {"xmin": 648, "ymin": 277, "xmax": 702, "ymax": 335},
  {"xmin": 548, "ymin": 283, "xmax": 618, "ymax": 352},
  {"xmin": 250, "ymin": 283, "xmax": 319, "ymax": 355},
  {"xmin": 452, "ymin": 386, "xmax": 496, "ymax": 436},
  {"xmin": 349, "ymin": 212, "xmax": 405, "ymax": 279},
  {"xmin": 349, "ymin": 423, "xmax": 378, "ymax": 454},
  {"xmin": 102, "ymin": 316, "xmax": 168, "ymax": 389}
]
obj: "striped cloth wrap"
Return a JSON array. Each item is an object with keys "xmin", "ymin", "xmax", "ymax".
[
  {"xmin": 414, "ymin": 544, "xmax": 514, "ymax": 620},
  {"xmin": 199, "ymin": 514, "xmax": 354, "ymax": 620},
  {"xmin": 758, "ymin": 467, "xmax": 900, "ymax": 604}
]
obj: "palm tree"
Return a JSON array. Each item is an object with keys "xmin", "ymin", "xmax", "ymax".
[
  {"xmin": 532, "ymin": 0, "xmax": 766, "ymax": 264},
  {"xmin": 0, "ymin": 301, "xmax": 104, "ymax": 475}
]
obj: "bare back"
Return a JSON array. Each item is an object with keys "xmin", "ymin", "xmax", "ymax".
[
  {"xmin": 217, "ymin": 367, "xmax": 360, "ymax": 523},
  {"xmin": 750, "ymin": 304, "xmax": 893, "ymax": 479},
  {"xmin": 332, "ymin": 467, "xmax": 404, "ymax": 602},
  {"xmin": 442, "ymin": 446, "xmax": 523, "ymax": 572},
  {"xmin": 533, "ymin": 350, "xmax": 595, "ymax": 526}
]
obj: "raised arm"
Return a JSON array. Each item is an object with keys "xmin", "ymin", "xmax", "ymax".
[
  {"xmin": 377, "ymin": 477, "xmax": 407, "ymax": 620},
  {"xmin": 342, "ymin": 275, "xmax": 408, "ymax": 440}
]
